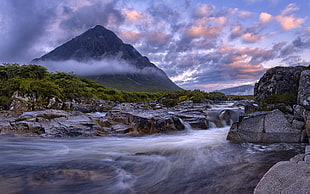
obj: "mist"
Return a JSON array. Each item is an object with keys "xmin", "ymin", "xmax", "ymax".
[{"xmin": 37, "ymin": 59, "xmax": 164, "ymax": 76}]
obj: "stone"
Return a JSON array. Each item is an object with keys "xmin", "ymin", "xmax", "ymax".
[
  {"xmin": 254, "ymin": 160, "xmax": 310, "ymax": 194},
  {"xmin": 2, "ymin": 110, "xmax": 103, "ymax": 138},
  {"xmin": 298, "ymin": 70, "xmax": 310, "ymax": 109},
  {"xmin": 292, "ymin": 119, "xmax": 305, "ymax": 130},
  {"xmin": 254, "ymin": 66, "xmax": 307, "ymax": 103},
  {"xmin": 106, "ymin": 106, "xmax": 185, "ymax": 135},
  {"xmin": 306, "ymin": 145, "xmax": 310, "ymax": 154},
  {"xmin": 227, "ymin": 110, "xmax": 302, "ymax": 143},
  {"xmin": 305, "ymin": 117, "xmax": 310, "ymax": 142}
]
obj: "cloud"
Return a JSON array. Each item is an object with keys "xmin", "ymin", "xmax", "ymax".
[
  {"xmin": 259, "ymin": 12, "xmax": 272, "ymax": 24},
  {"xmin": 192, "ymin": 4, "xmax": 215, "ymax": 18},
  {"xmin": 281, "ymin": 55, "xmax": 310, "ymax": 66},
  {"xmin": 238, "ymin": 10, "xmax": 253, "ymax": 19},
  {"xmin": 122, "ymin": 9, "xmax": 148, "ymax": 24},
  {"xmin": 275, "ymin": 3, "xmax": 304, "ymax": 31},
  {"xmin": 38, "ymin": 58, "xmax": 162, "ymax": 76},
  {"xmin": 242, "ymin": 32, "xmax": 265, "ymax": 43},
  {"xmin": 0, "ymin": 0, "xmax": 59, "ymax": 62},
  {"xmin": 119, "ymin": 30, "xmax": 141, "ymax": 43}
]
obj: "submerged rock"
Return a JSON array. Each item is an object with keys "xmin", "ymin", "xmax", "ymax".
[{"xmin": 227, "ymin": 109, "xmax": 304, "ymax": 143}]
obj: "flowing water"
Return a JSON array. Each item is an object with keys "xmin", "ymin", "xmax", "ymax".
[
  {"xmin": 0, "ymin": 128, "xmax": 304, "ymax": 194},
  {"xmin": 0, "ymin": 103, "xmax": 305, "ymax": 193}
]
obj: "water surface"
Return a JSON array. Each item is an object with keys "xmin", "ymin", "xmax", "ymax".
[{"xmin": 0, "ymin": 127, "xmax": 304, "ymax": 194}]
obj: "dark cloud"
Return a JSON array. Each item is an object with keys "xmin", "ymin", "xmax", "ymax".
[
  {"xmin": 281, "ymin": 55, "xmax": 310, "ymax": 66},
  {"xmin": 0, "ymin": 0, "xmax": 58, "ymax": 62},
  {"xmin": 59, "ymin": 0, "xmax": 124, "ymax": 32}
]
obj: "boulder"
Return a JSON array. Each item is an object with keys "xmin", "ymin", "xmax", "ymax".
[
  {"xmin": 297, "ymin": 70, "xmax": 310, "ymax": 109},
  {"xmin": 227, "ymin": 109, "xmax": 303, "ymax": 143},
  {"xmin": 175, "ymin": 109, "xmax": 209, "ymax": 129},
  {"xmin": 254, "ymin": 146, "xmax": 310, "ymax": 194}
]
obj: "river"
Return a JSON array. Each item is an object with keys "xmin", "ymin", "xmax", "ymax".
[{"xmin": 0, "ymin": 125, "xmax": 304, "ymax": 194}]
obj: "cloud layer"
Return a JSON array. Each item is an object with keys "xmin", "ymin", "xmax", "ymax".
[{"xmin": 0, "ymin": 0, "xmax": 309, "ymax": 91}]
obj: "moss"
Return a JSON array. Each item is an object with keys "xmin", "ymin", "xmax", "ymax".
[
  {"xmin": 263, "ymin": 92, "xmax": 296, "ymax": 105},
  {"xmin": 15, "ymin": 117, "xmax": 28, "ymax": 122},
  {"xmin": 37, "ymin": 113, "xmax": 65, "ymax": 120}
]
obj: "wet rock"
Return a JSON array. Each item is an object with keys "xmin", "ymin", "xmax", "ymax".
[
  {"xmin": 227, "ymin": 109, "xmax": 302, "ymax": 143},
  {"xmin": 175, "ymin": 109, "xmax": 209, "ymax": 129},
  {"xmin": 297, "ymin": 70, "xmax": 310, "ymax": 109},
  {"xmin": 106, "ymin": 107, "xmax": 185, "ymax": 135}
]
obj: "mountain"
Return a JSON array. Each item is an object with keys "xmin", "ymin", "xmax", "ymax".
[
  {"xmin": 215, "ymin": 85, "xmax": 254, "ymax": 95},
  {"xmin": 33, "ymin": 25, "xmax": 181, "ymax": 92}
]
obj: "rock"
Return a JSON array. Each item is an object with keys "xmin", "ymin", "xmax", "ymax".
[
  {"xmin": 254, "ymin": 66, "xmax": 307, "ymax": 103},
  {"xmin": 254, "ymin": 147, "xmax": 310, "ymax": 194},
  {"xmin": 175, "ymin": 109, "xmax": 209, "ymax": 129},
  {"xmin": 106, "ymin": 106, "xmax": 185, "ymax": 135},
  {"xmin": 298, "ymin": 70, "xmax": 310, "ymax": 109},
  {"xmin": 227, "ymin": 109, "xmax": 302, "ymax": 143},
  {"xmin": 305, "ymin": 117, "xmax": 310, "ymax": 142},
  {"xmin": 2, "ymin": 110, "xmax": 103, "ymax": 138}
]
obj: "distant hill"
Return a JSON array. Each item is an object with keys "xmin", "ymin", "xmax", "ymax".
[
  {"xmin": 33, "ymin": 25, "xmax": 181, "ymax": 92},
  {"xmin": 215, "ymin": 85, "xmax": 254, "ymax": 95}
]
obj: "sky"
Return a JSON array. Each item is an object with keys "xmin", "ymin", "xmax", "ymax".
[{"xmin": 0, "ymin": 0, "xmax": 310, "ymax": 91}]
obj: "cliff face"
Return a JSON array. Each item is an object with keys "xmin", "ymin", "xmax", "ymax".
[
  {"xmin": 254, "ymin": 66, "xmax": 307, "ymax": 103},
  {"xmin": 33, "ymin": 25, "xmax": 181, "ymax": 92}
]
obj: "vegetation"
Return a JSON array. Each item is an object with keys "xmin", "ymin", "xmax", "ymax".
[
  {"xmin": 160, "ymin": 90, "xmax": 228, "ymax": 107},
  {"xmin": 0, "ymin": 63, "xmax": 233, "ymax": 109}
]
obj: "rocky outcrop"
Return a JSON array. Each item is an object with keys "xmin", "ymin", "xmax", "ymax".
[
  {"xmin": 106, "ymin": 105, "xmax": 185, "ymax": 135},
  {"xmin": 254, "ymin": 145, "xmax": 310, "ymax": 194},
  {"xmin": 0, "ymin": 110, "xmax": 103, "ymax": 138},
  {"xmin": 227, "ymin": 109, "xmax": 304, "ymax": 143},
  {"xmin": 298, "ymin": 70, "xmax": 310, "ymax": 109},
  {"xmin": 227, "ymin": 66, "xmax": 310, "ymax": 143},
  {"xmin": 254, "ymin": 66, "xmax": 307, "ymax": 102}
]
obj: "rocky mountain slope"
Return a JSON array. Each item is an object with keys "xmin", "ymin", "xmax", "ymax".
[{"xmin": 33, "ymin": 25, "xmax": 181, "ymax": 92}]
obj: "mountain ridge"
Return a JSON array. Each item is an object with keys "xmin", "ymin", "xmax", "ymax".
[{"xmin": 33, "ymin": 25, "xmax": 181, "ymax": 92}]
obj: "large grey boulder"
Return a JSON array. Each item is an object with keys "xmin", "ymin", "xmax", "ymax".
[
  {"xmin": 254, "ymin": 145, "xmax": 310, "ymax": 194},
  {"xmin": 298, "ymin": 70, "xmax": 310, "ymax": 109},
  {"xmin": 227, "ymin": 109, "xmax": 303, "ymax": 143}
]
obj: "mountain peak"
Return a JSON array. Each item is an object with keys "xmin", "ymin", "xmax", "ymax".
[{"xmin": 32, "ymin": 25, "xmax": 181, "ymax": 92}]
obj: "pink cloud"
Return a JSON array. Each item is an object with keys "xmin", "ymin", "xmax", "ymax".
[
  {"xmin": 119, "ymin": 31, "xmax": 141, "ymax": 43},
  {"xmin": 192, "ymin": 4, "xmax": 215, "ymax": 18},
  {"xmin": 275, "ymin": 4, "xmax": 304, "ymax": 31},
  {"xmin": 259, "ymin": 12, "xmax": 272, "ymax": 24},
  {"xmin": 242, "ymin": 33, "xmax": 265, "ymax": 43},
  {"xmin": 185, "ymin": 25, "xmax": 222, "ymax": 39},
  {"xmin": 122, "ymin": 9, "xmax": 147, "ymax": 23}
]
